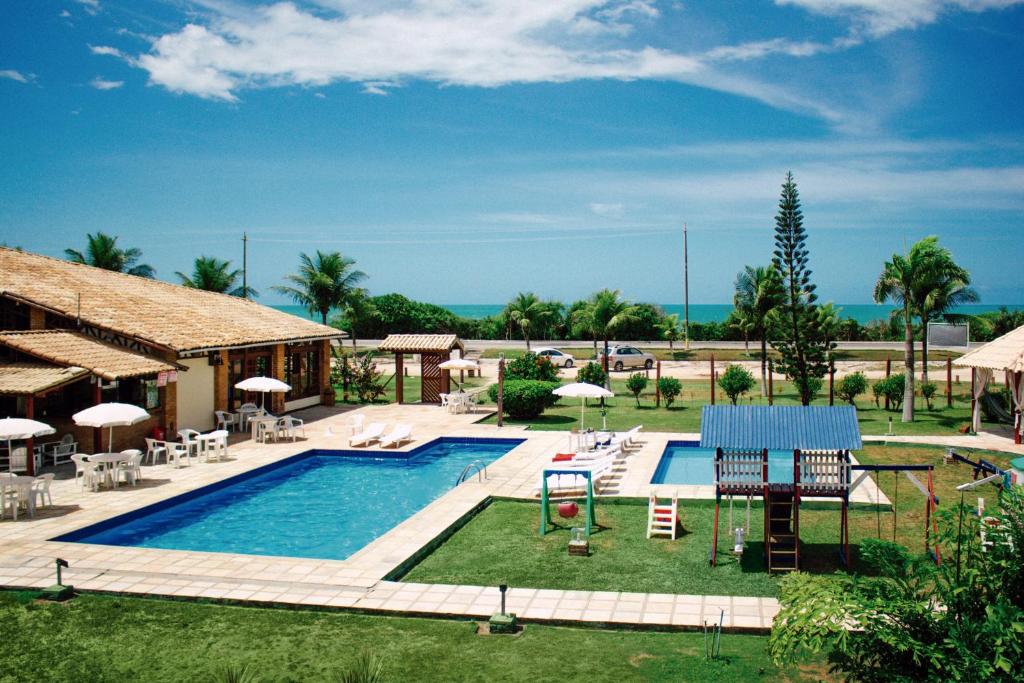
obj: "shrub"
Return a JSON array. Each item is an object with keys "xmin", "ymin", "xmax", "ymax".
[
  {"xmin": 874, "ymin": 373, "xmax": 906, "ymax": 411},
  {"xmin": 871, "ymin": 379, "xmax": 884, "ymax": 407},
  {"xmin": 658, "ymin": 377, "xmax": 682, "ymax": 408},
  {"xmin": 504, "ymin": 352, "xmax": 559, "ymax": 382},
  {"xmin": 792, "ymin": 376, "xmax": 823, "ymax": 404},
  {"xmin": 921, "ymin": 381, "xmax": 937, "ymax": 409},
  {"xmin": 349, "ymin": 353, "xmax": 387, "ymax": 403},
  {"xmin": 576, "ymin": 361, "xmax": 606, "ymax": 387},
  {"xmin": 836, "ymin": 371, "xmax": 868, "ymax": 405},
  {"xmin": 488, "ymin": 379, "xmax": 559, "ymax": 419},
  {"xmin": 718, "ymin": 365, "xmax": 755, "ymax": 405},
  {"xmin": 625, "ymin": 373, "xmax": 648, "ymax": 407}
]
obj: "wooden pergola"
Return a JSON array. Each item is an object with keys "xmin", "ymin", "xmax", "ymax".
[
  {"xmin": 954, "ymin": 324, "xmax": 1024, "ymax": 443},
  {"xmin": 376, "ymin": 334, "xmax": 466, "ymax": 404}
]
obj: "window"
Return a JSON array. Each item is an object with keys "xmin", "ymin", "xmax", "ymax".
[{"xmin": 285, "ymin": 344, "xmax": 321, "ymax": 400}]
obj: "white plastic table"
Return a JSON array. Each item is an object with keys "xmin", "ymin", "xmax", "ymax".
[
  {"xmin": 198, "ymin": 430, "xmax": 229, "ymax": 462},
  {"xmin": 0, "ymin": 473, "xmax": 35, "ymax": 519},
  {"xmin": 87, "ymin": 452, "xmax": 131, "ymax": 488},
  {"xmin": 249, "ymin": 415, "xmax": 278, "ymax": 443},
  {"xmin": 236, "ymin": 405, "xmax": 261, "ymax": 431}
]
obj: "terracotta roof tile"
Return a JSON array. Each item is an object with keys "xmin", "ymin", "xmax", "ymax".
[
  {"xmin": 0, "ymin": 248, "xmax": 344, "ymax": 352},
  {"xmin": 376, "ymin": 334, "xmax": 464, "ymax": 353},
  {"xmin": 0, "ymin": 330, "xmax": 179, "ymax": 380},
  {"xmin": 0, "ymin": 362, "xmax": 90, "ymax": 395}
]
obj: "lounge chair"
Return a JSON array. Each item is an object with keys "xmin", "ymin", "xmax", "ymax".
[
  {"xmin": 535, "ymin": 453, "xmax": 618, "ymax": 496},
  {"xmin": 379, "ymin": 424, "xmax": 413, "ymax": 448},
  {"xmin": 349, "ymin": 422, "xmax": 386, "ymax": 447},
  {"xmin": 612, "ymin": 425, "xmax": 643, "ymax": 447}
]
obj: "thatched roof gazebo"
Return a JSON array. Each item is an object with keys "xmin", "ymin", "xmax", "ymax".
[
  {"xmin": 954, "ymin": 324, "xmax": 1024, "ymax": 442},
  {"xmin": 376, "ymin": 334, "xmax": 465, "ymax": 404}
]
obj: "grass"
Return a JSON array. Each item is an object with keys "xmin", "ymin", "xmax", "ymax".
[
  {"xmin": 478, "ymin": 377, "xmax": 976, "ymax": 435},
  {"xmin": 0, "ymin": 591, "xmax": 831, "ymax": 682},
  {"xmin": 479, "ymin": 347, "xmax": 961, "ymax": 363},
  {"xmin": 334, "ymin": 374, "xmax": 487, "ymax": 405},
  {"xmin": 402, "ymin": 446, "xmax": 1015, "ymax": 597}
]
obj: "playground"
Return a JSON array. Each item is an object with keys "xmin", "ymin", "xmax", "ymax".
[{"xmin": 401, "ymin": 443, "xmax": 1017, "ymax": 596}]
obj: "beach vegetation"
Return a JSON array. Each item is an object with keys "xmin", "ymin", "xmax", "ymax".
[
  {"xmin": 733, "ymin": 264, "xmax": 784, "ymax": 395},
  {"xmin": 488, "ymin": 379, "xmax": 559, "ymax": 419},
  {"xmin": 718, "ymin": 364, "xmax": 756, "ymax": 405},
  {"xmin": 176, "ymin": 255, "xmax": 255, "ymax": 297},
  {"xmin": 274, "ymin": 251, "xmax": 366, "ymax": 325},
  {"xmin": 64, "ymin": 231, "xmax": 155, "ymax": 278},
  {"xmin": 503, "ymin": 292, "xmax": 551, "ymax": 351},
  {"xmin": 504, "ymin": 352, "xmax": 559, "ymax": 382}
]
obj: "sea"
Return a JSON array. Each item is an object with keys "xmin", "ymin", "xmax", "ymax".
[{"xmin": 271, "ymin": 303, "xmax": 1021, "ymax": 325}]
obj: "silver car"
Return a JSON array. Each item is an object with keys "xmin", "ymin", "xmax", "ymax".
[
  {"xmin": 599, "ymin": 345, "xmax": 656, "ymax": 372},
  {"xmin": 534, "ymin": 347, "xmax": 575, "ymax": 368}
]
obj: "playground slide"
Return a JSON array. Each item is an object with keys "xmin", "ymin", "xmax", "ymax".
[{"xmin": 981, "ymin": 392, "xmax": 1015, "ymax": 425}]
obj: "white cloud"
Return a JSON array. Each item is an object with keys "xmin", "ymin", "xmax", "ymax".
[
  {"xmin": 777, "ymin": 0, "xmax": 1024, "ymax": 37},
  {"xmin": 589, "ymin": 202, "xmax": 625, "ymax": 217},
  {"xmin": 89, "ymin": 45, "xmax": 123, "ymax": 58},
  {"xmin": 90, "ymin": 77, "xmax": 124, "ymax": 90},
  {"xmin": 59, "ymin": 9, "xmax": 72, "ymax": 18},
  {"xmin": 74, "ymin": 0, "xmax": 100, "ymax": 15},
  {"xmin": 0, "ymin": 70, "xmax": 29, "ymax": 83}
]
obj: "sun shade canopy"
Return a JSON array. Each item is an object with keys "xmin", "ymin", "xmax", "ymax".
[
  {"xmin": 954, "ymin": 324, "xmax": 1024, "ymax": 373},
  {"xmin": 700, "ymin": 405, "xmax": 862, "ymax": 451}
]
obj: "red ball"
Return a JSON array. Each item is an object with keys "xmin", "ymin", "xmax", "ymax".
[{"xmin": 557, "ymin": 501, "xmax": 579, "ymax": 518}]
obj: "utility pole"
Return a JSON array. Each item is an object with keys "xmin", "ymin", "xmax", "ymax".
[
  {"xmin": 683, "ymin": 222, "xmax": 690, "ymax": 350},
  {"xmin": 242, "ymin": 231, "xmax": 248, "ymax": 299}
]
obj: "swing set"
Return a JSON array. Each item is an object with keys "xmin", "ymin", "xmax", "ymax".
[
  {"xmin": 853, "ymin": 463, "xmax": 942, "ymax": 566},
  {"xmin": 538, "ymin": 468, "xmax": 597, "ymax": 537}
]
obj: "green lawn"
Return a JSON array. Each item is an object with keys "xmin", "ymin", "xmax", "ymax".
[
  {"xmin": 479, "ymin": 346, "xmax": 960, "ymax": 363},
  {"xmin": 0, "ymin": 591, "xmax": 830, "ymax": 682},
  {"xmin": 479, "ymin": 377, "xmax": 976, "ymax": 435},
  {"xmin": 402, "ymin": 446, "xmax": 1015, "ymax": 597},
  {"xmin": 334, "ymin": 374, "xmax": 487, "ymax": 405}
]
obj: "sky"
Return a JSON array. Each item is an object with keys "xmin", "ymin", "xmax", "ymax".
[{"xmin": 1, "ymin": 0, "xmax": 1023, "ymax": 307}]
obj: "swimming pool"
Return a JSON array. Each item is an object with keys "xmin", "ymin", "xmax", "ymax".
[
  {"xmin": 57, "ymin": 437, "xmax": 523, "ymax": 561},
  {"xmin": 651, "ymin": 440, "xmax": 794, "ymax": 485}
]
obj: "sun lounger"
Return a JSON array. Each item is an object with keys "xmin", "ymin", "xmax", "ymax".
[
  {"xmin": 611, "ymin": 425, "xmax": 642, "ymax": 447},
  {"xmin": 379, "ymin": 424, "xmax": 413, "ymax": 448},
  {"xmin": 535, "ymin": 453, "xmax": 618, "ymax": 495},
  {"xmin": 552, "ymin": 443, "xmax": 621, "ymax": 464},
  {"xmin": 349, "ymin": 422, "xmax": 386, "ymax": 447}
]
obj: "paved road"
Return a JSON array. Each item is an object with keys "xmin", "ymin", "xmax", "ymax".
[{"xmin": 345, "ymin": 339, "xmax": 970, "ymax": 352}]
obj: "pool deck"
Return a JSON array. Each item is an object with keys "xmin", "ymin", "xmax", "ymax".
[{"xmin": 0, "ymin": 403, "xmax": 985, "ymax": 633}]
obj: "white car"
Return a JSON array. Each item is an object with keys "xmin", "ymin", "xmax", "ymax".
[{"xmin": 534, "ymin": 347, "xmax": 575, "ymax": 368}]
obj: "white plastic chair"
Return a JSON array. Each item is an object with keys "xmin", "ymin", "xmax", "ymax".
[
  {"xmin": 215, "ymin": 411, "xmax": 237, "ymax": 432},
  {"xmin": 119, "ymin": 451, "xmax": 144, "ymax": 485},
  {"xmin": 144, "ymin": 438, "xmax": 167, "ymax": 465},
  {"xmin": 178, "ymin": 429, "xmax": 201, "ymax": 458},
  {"xmin": 166, "ymin": 443, "xmax": 191, "ymax": 468},
  {"xmin": 439, "ymin": 394, "xmax": 450, "ymax": 411},
  {"xmin": 70, "ymin": 454, "xmax": 100, "ymax": 491},
  {"xmin": 31, "ymin": 473, "xmax": 54, "ymax": 508},
  {"xmin": 0, "ymin": 474, "xmax": 17, "ymax": 519},
  {"xmin": 7, "ymin": 446, "xmax": 29, "ymax": 473},
  {"xmin": 277, "ymin": 416, "xmax": 305, "ymax": 441}
]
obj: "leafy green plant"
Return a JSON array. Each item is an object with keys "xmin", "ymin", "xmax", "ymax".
[
  {"xmin": 488, "ymin": 380, "xmax": 559, "ymax": 419},
  {"xmin": 349, "ymin": 352, "xmax": 387, "ymax": 403},
  {"xmin": 214, "ymin": 663, "xmax": 260, "ymax": 683},
  {"xmin": 337, "ymin": 649, "xmax": 386, "ymax": 683},
  {"xmin": 718, "ymin": 365, "xmax": 755, "ymax": 405},
  {"xmin": 871, "ymin": 378, "xmax": 885, "ymax": 408},
  {"xmin": 658, "ymin": 377, "xmax": 682, "ymax": 408},
  {"xmin": 504, "ymin": 352, "xmax": 559, "ymax": 382},
  {"xmin": 576, "ymin": 361, "xmax": 606, "ymax": 387},
  {"xmin": 921, "ymin": 381, "xmax": 937, "ymax": 409},
  {"xmin": 874, "ymin": 374, "xmax": 906, "ymax": 411},
  {"xmin": 625, "ymin": 373, "xmax": 648, "ymax": 407},
  {"xmin": 836, "ymin": 371, "xmax": 868, "ymax": 405}
]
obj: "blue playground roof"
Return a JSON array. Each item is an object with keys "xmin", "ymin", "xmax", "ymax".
[{"xmin": 700, "ymin": 405, "xmax": 862, "ymax": 451}]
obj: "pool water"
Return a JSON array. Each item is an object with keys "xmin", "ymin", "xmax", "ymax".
[
  {"xmin": 651, "ymin": 441, "xmax": 794, "ymax": 485},
  {"xmin": 57, "ymin": 437, "xmax": 522, "ymax": 561}
]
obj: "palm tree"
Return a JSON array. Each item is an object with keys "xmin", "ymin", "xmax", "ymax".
[
  {"xmin": 569, "ymin": 300, "xmax": 600, "ymax": 357},
  {"xmin": 656, "ymin": 314, "xmax": 681, "ymax": 354},
  {"xmin": 874, "ymin": 239, "xmax": 943, "ymax": 423},
  {"xmin": 586, "ymin": 289, "xmax": 639, "ymax": 384},
  {"xmin": 816, "ymin": 302, "xmax": 843, "ymax": 348},
  {"xmin": 175, "ymin": 256, "xmax": 256, "ymax": 297},
  {"xmin": 334, "ymin": 289, "xmax": 379, "ymax": 352},
  {"xmin": 65, "ymin": 232, "xmax": 154, "ymax": 277},
  {"xmin": 909, "ymin": 237, "xmax": 977, "ymax": 382},
  {"xmin": 733, "ymin": 265, "xmax": 784, "ymax": 396},
  {"xmin": 273, "ymin": 251, "xmax": 366, "ymax": 325},
  {"xmin": 504, "ymin": 292, "xmax": 550, "ymax": 351}
]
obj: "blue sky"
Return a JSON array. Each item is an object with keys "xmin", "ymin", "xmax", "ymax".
[{"xmin": 1, "ymin": 0, "xmax": 1023, "ymax": 306}]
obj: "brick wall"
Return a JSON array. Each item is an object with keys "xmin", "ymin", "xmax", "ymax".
[
  {"xmin": 271, "ymin": 343, "xmax": 285, "ymax": 413},
  {"xmin": 213, "ymin": 357, "xmax": 228, "ymax": 412}
]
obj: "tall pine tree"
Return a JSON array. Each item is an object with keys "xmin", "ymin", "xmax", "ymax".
[{"xmin": 770, "ymin": 172, "xmax": 831, "ymax": 405}]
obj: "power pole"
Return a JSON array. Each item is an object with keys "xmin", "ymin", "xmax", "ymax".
[
  {"xmin": 683, "ymin": 222, "xmax": 690, "ymax": 350},
  {"xmin": 242, "ymin": 231, "xmax": 248, "ymax": 299}
]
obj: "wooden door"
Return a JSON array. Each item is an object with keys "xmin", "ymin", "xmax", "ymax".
[{"xmin": 421, "ymin": 353, "xmax": 442, "ymax": 403}]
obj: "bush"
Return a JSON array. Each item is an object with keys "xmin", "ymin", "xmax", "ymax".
[
  {"xmin": 836, "ymin": 371, "xmax": 868, "ymax": 405},
  {"xmin": 347, "ymin": 353, "xmax": 387, "ymax": 403},
  {"xmin": 921, "ymin": 381, "xmax": 937, "ymax": 409},
  {"xmin": 625, "ymin": 373, "xmax": 648, "ymax": 407},
  {"xmin": 658, "ymin": 377, "xmax": 682, "ymax": 408},
  {"xmin": 874, "ymin": 374, "xmax": 906, "ymax": 411},
  {"xmin": 576, "ymin": 361, "xmax": 606, "ymax": 387},
  {"xmin": 718, "ymin": 365, "xmax": 756, "ymax": 405},
  {"xmin": 504, "ymin": 352, "xmax": 559, "ymax": 382},
  {"xmin": 792, "ymin": 376, "xmax": 823, "ymax": 404},
  {"xmin": 871, "ymin": 379, "xmax": 884, "ymax": 407},
  {"xmin": 488, "ymin": 380, "xmax": 559, "ymax": 419}
]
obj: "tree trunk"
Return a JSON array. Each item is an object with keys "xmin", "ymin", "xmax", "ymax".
[
  {"xmin": 351, "ymin": 333, "xmax": 357, "ymax": 353},
  {"xmin": 902, "ymin": 305, "xmax": 915, "ymax": 422},
  {"xmin": 760, "ymin": 336, "xmax": 768, "ymax": 397},
  {"xmin": 744, "ymin": 332, "xmax": 749, "ymax": 354},
  {"xmin": 920, "ymin": 315, "xmax": 929, "ymax": 383},
  {"xmin": 603, "ymin": 337, "xmax": 611, "ymax": 389},
  {"xmin": 321, "ymin": 310, "xmax": 329, "ymax": 325}
]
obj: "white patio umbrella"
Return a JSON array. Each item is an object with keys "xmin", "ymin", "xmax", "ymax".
[
  {"xmin": 234, "ymin": 376, "xmax": 291, "ymax": 411},
  {"xmin": 438, "ymin": 358, "xmax": 479, "ymax": 392},
  {"xmin": 72, "ymin": 403, "xmax": 150, "ymax": 452},
  {"xmin": 553, "ymin": 382, "xmax": 614, "ymax": 431},
  {"xmin": 0, "ymin": 418, "xmax": 55, "ymax": 472}
]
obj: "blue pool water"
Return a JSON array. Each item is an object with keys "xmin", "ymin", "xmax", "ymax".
[
  {"xmin": 57, "ymin": 437, "xmax": 523, "ymax": 561},
  {"xmin": 651, "ymin": 441, "xmax": 794, "ymax": 485}
]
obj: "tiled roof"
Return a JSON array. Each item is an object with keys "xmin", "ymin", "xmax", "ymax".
[
  {"xmin": 0, "ymin": 248, "xmax": 344, "ymax": 353},
  {"xmin": 955, "ymin": 324, "xmax": 1024, "ymax": 372},
  {"xmin": 0, "ymin": 362, "xmax": 90, "ymax": 395},
  {"xmin": 377, "ymin": 334, "xmax": 464, "ymax": 353},
  {"xmin": 700, "ymin": 405, "xmax": 862, "ymax": 451},
  {"xmin": 0, "ymin": 330, "xmax": 179, "ymax": 380}
]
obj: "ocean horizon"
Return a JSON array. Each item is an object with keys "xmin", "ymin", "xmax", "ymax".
[{"xmin": 271, "ymin": 303, "xmax": 1022, "ymax": 325}]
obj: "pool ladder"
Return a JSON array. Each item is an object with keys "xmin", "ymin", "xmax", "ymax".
[{"xmin": 455, "ymin": 460, "xmax": 489, "ymax": 486}]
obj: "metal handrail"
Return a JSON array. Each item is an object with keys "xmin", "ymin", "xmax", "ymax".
[{"xmin": 455, "ymin": 460, "xmax": 488, "ymax": 486}]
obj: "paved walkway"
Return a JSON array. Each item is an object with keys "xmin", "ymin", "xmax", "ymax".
[{"xmin": 0, "ymin": 403, "xmax": 1013, "ymax": 633}]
